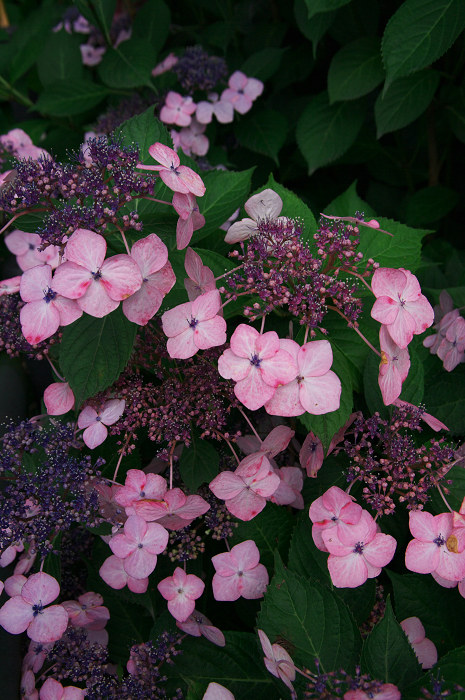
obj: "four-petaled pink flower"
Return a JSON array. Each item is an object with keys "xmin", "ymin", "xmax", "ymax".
[
  {"xmin": 160, "ymin": 91, "xmax": 196, "ymax": 127},
  {"xmin": 52, "ymin": 228, "xmax": 142, "ymax": 318},
  {"xmin": 137, "ymin": 142, "xmax": 206, "ymax": 197},
  {"xmin": 134, "ymin": 487, "xmax": 210, "ymax": 530},
  {"xmin": 78, "ymin": 398, "xmax": 125, "ymax": 449},
  {"xmin": 270, "ymin": 467, "xmax": 304, "ymax": 509},
  {"xmin": 378, "ymin": 325, "xmax": 410, "ymax": 406},
  {"xmin": 122, "ymin": 234, "xmax": 175, "ymax": 326},
  {"xmin": 218, "ymin": 325, "xmax": 297, "ymax": 411},
  {"xmin": 113, "ymin": 468, "xmax": 167, "ymax": 514},
  {"xmin": 209, "ymin": 453, "xmax": 280, "ymax": 521},
  {"xmin": 0, "ymin": 572, "xmax": 68, "ymax": 643},
  {"xmin": 109, "ymin": 514, "xmax": 169, "ymax": 579},
  {"xmin": 172, "ymin": 192, "xmax": 206, "ymax": 249},
  {"xmin": 157, "ymin": 567, "xmax": 205, "ymax": 622},
  {"xmin": 309, "ymin": 486, "xmax": 363, "ymax": 551},
  {"xmin": 196, "ymin": 93, "xmax": 234, "ymax": 125},
  {"xmin": 371, "ymin": 267, "xmax": 434, "ymax": 348},
  {"xmin": 221, "ymin": 71, "xmax": 264, "ymax": 115},
  {"xmin": 99, "ymin": 555, "xmax": 149, "ymax": 593},
  {"xmin": 400, "ymin": 616, "xmax": 437, "ymax": 669},
  {"xmin": 211, "ymin": 540, "xmax": 268, "ymax": 601},
  {"xmin": 258, "ymin": 629, "xmax": 296, "ymax": 693},
  {"xmin": 184, "ymin": 247, "xmax": 216, "ymax": 302},
  {"xmin": 405, "ymin": 511, "xmax": 465, "ymax": 581},
  {"xmin": 19, "ymin": 265, "xmax": 82, "ymax": 345},
  {"xmin": 5, "ymin": 230, "xmax": 60, "ymax": 271},
  {"xmin": 437, "ymin": 315, "xmax": 465, "ymax": 371},
  {"xmin": 176, "ymin": 609, "xmax": 225, "ymax": 647},
  {"xmin": 43, "ymin": 382, "xmax": 75, "ymax": 416},
  {"xmin": 162, "ymin": 289, "xmax": 226, "ymax": 359},
  {"xmin": 265, "ymin": 339, "xmax": 341, "ymax": 416},
  {"xmin": 62, "ymin": 592, "xmax": 110, "ymax": 631},
  {"xmin": 39, "ymin": 677, "xmax": 85, "ymax": 700},
  {"xmin": 224, "ymin": 188, "xmax": 282, "ymax": 244},
  {"xmin": 175, "ymin": 118, "xmax": 209, "ymax": 158}
]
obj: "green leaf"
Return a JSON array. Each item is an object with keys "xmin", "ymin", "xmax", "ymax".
[
  {"xmin": 196, "ymin": 168, "xmax": 254, "ymax": 239},
  {"xmin": 304, "ymin": 0, "xmax": 352, "ymax": 20},
  {"xmin": 381, "ymin": 0, "xmax": 465, "ymax": 86},
  {"xmin": 295, "ymin": 0, "xmax": 336, "ymax": 56},
  {"xmin": 257, "ymin": 556, "xmax": 361, "ymax": 671},
  {"xmin": 37, "ymin": 31, "xmax": 83, "ymax": 86},
  {"xmin": 324, "ymin": 180, "xmax": 376, "ymax": 219},
  {"xmin": 375, "ymin": 70, "xmax": 440, "ymax": 138},
  {"xmin": 179, "ymin": 437, "xmax": 219, "ymax": 492},
  {"xmin": 235, "ymin": 109, "xmax": 288, "ymax": 165},
  {"xmin": 35, "ymin": 79, "xmax": 109, "ymax": 117},
  {"xmin": 76, "ymin": 0, "xmax": 116, "ymax": 44},
  {"xmin": 361, "ymin": 597, "xmax": 422, "ymax": 688},
  {"xmin": 423, "ymin": 358, "xmax": 465, "ymax": 435},
  {"xmin": 430, "ymin": 462, "xmax": 465, "ymax": 513},
  {"xmin": 132, "ymin": 0, "xmax": 170, "ymax": 52},
  {"xmin": 59, "ymin": 307, "xmax": 137, "ymax": 407},
  {"xmin": 264, "ymin": 173, "xmax": 317, "ymax": 242},
  {"xmin": 241, "ymin": 48, "xmax": 286, "ymax": 81},
  {"xmin": 9, "ymin": 5, "xmax": 57, "ymax": 83},
  {"xmin": 405, "ymin": 185, "xmax": 459, "ymax": 225},
  {"xmin": 446, "ymin": 87, "xmax": 465, "ymax": 144},
  {"xmin": 98, "ymin": 39, "xmax": 157, "ymax": 89},
  {"xmin": 404, "ymin": 647, "xmax": 465, "ymax": 700},
  {"xmin": 328, "ymin": 38, "xmax": 384, "ymax": 103},
  {"xmin": 358, "ymin": 217, "xmax": 430, "ymax": 272},
  {"xmin": 118, "ymin": 105, "xmax": 172, "ymax": 163},
  {"xmin": 296, "ymin": 92, "xmax": 366, "ymax": 174},
  {"xmin": 231, "ymin": 503, "xmax": 294, "ymax": 572}
]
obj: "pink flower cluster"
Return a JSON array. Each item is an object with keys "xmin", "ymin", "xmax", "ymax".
[{"xmin": 423, "ymin": 290, "xmax": 465, "ymax": 371}]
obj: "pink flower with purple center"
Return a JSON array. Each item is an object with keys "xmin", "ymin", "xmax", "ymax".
[
  {"xmin": 137, "ymin": 142, "xmax": 206, "ymax": 197},
  {"xmin": 211, "ymin": 540, "xmax": 269, "ymax": 601},
  {"xmin": 157, "ymin": 567, "xmax": 205, "ymax": 622}
]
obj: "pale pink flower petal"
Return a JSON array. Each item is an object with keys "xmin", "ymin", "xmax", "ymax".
[
  {"xmin": 82, "ymin": 422, "xmax": 108, "ymax": 449},
  {"xmin": 203, "ymin": 682, "xmax": 235, "ymax": 700},
  {"xmin": 27, "ymin": 605, "xmax": 69, "ymax": 643},
  {"xmin": 299, "ymin": 432, "xmax": 324, "ymax": 477},
  {"xmin": 44, "ymin": 382, "xmax": 75, "ymax": 416}
]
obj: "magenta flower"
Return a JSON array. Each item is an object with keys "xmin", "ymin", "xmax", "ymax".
[
  {"xmin": 209, "ymin": 453, "xmax": 280, "ymax": 521},
  {"xmin": 162, "ymin": 289, "xmax": 227, "ymax": 359},
  {"xmin": 322, "ymin": 510, "xmax": 397, "ymax": 588},
  {"xmin": 437, "ymin": 315, "xmax": 465, "ymax": 371},
  {"xmin": 43, "ymin": 382, "xmax": 75, "ymax": 416},
  {"xmin": 211, "ymin": 540, "xmax": 268, "ymax": 601},
  {"xmin": 99, "ymin": 555, "xmax": 148, "ymax": 594},
  {"xmin": 344, "ymin": 685, "xmax": 400, "ymax": 700},
  {"xmin": 19, "ymin": 265, "xmax": 82, "ymax": 345},
  {"xmin": 5, "ymin": 230, "xmax": 59, "ymax": 272},
  {"xmin": 299, "ymin": 431, "xmax": 324, "ymax": 478},
  {"xmin": 0, "ymin": 572, "xmax": 68, "ymax": 643},
  {"xmin": 137, "ymin": 142, "xmax": 206, "ymax": 197},
  {"xmin": 113, "ymin": 468, "xmax": 167, "ymax": 513},
  {"xmin": 265, "ymin": 338, "xmax": 341, "ymax": 416},
  {"xmin": 176, "ymin": 610, "xmax": 225, "ymax": 647},
  {"xmin": 405, "ymin": 511, "xmax": 465, "ymax": 581},
  {"xmin": 62, "ymin": 592, "xmax": 110, "ymax": 631},
  {"xmin": 221, "ymin": 71, "xmax": 264, "ymax": 115},
  {"xmin": 224, "ymin": 188, "xmax": 283, "ymax": 244},
  {"xmin": 122, "ymin": 234, "xmax": 175, "ymax": 326},
  {"xmin": 378, "ymin": 325, "xmax": 411, "ymax": 405},
  {"xmin": 196, "ymin": 93, "xmax": 234, "ymax": 125},
  {"xmin": 370, "ymin": 267, "xmax": 434, "ymax": 348},
  {"xmin": 172, "ymin": 192, "xmax": 206, "ymax": 249},
  {"xmin": 133, "ymin": 487, "xmax": 210, "ymax": 530},
  {"xmin": 78, "ymin": 398, "xmax": 125, "ymax": 449},
  {"xmin": 157, "ymin": 567, "xmax": 205, "ymax": 622},
  {"xmin": 218, "ymin": 325, "xmax": 297, "ymax": 411},
  {"xmin": 160, "ymin": 91, "xmax": 197, "ymax": 127},
  {"xmin": 400, "ymin": 616, "xmax": 437, "ymax": 669},
  {"xmin": 39, "ymin": 677, "xmax": 85, "ymax": 700},
  {"xmin": 109, "ymin": 515, "xmax": 169, "ymax": 579},
  {"xmin": 309, "ymin": 486, "xmax": 363, "ymax": 552},
  {"xmin": 184, "ymin": 247, "xmax": 216, "ymax": 302},
  {"xmin": 258, "ymin": 629, "xmax": 296, "ymax": 693}
]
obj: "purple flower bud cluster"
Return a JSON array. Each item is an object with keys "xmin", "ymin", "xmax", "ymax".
[
  {"xmin": 200, "ymin": 487, "xmax": 237, "ymax": 540},
  {"xmin": 123, "ymin": 635, "xmax": 184, "ymax": 699},
  {"xmin": 48, "ymin": 627, "xmax": 110, "ymax": 685},
  {"xmin": 93, "ymin": 95, "xmax": 155, "ymax": 135},
  {"xmin": 303, "ymin": 662, "xmax": 393, "ymax": 698},
  {"xmin": 174, "ymin": 46, "xmax": 228, "ymax": 93},
  {"xmin": 167, "ymin": 526, "xmax": 205, "ymax": 562},
  {"xmin": 0, "ymin": 293, "xmax": 59, "ymax": 359}
]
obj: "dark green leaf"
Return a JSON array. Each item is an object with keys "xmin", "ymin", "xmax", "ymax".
[
  {"xmin": 76, "ymin": 0, "xmax": 116, "ymax": 44},
  {"xmin": 295, "ymin": 0, "xmax": 336, "ymax": 56},
  {"xmin": 179, "ymin": 437, "xmax": 219, "ymax": 492},
  {"xmin": 235, "ymin": 109, "xmax": 288, "ymax": 165},
  {"xmin": 37, "ymin": 31, "xmax": 83, "ymax": 86},
  {"xmin": 404, "ymin": 647, "xmax": 465, "ymax": 700},
  {"xmin": 35, "ymin": 79, "xmax": 109, "ymax": 117},
  {"xmin": 196, "ymin": 168, "xmax": 254, "ymax": 239},
  {"xmin": 324, "ymin": 180, "xmax": 376, "ymax": 219},
  {"xmin": 59, "ymin": 307, "xmax": 137, "ymax": 407},
  {"xmin": 98, "ymin": 39, "xmax": 158, "ymax": 89},
  {"xmin": 358, "ymin": 217, "xmax": 430, "ymax": 272},
  {"xmin": 288, "ymin": 512, "xmax": 334, "ymax": 583},
  {"xmin": 231, "ymin": 503, "xmax": 294, "ymax": 572},
  {"xmin": 118, "ymin": 105, "xmax": 172, "ymax": 163},
  {"xmin": 304, "ymin": 0, "xmax": 352, "ymax": 20},
  {"xmin": 296, "ymin": 92, "xmax": 366, "ymax": 174},
  {"xmin": 405, "ymin": 185, "xmax": 459, "ymax": 225},
  {"xmin": 132, "ymin": 0, "xmax": 170, "ymax": 52},
  {"xmin": 375, "ymin": 70, "xmax": 440, "ymax": 138},
  {"xmin": 9, "ymin": 6, "xmax": 57, "ymax": 83},
  {"xmin": 328, "ymin": 38, "xmax": 384, "ymax": 103},
  {"xmin": 241, "ymin": 48, "xmax": 286, "ymax": 81},
  {"xmin": 423, "ymin": 360, "xmax": 465, "ymax": 435}
]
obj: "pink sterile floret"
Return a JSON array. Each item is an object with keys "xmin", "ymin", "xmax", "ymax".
[
  {"xmin": 172, "ymin": 192, "xmax": 206, "ymax": 250},
  {"xmin": 157, "ymin": 567, "xmax": 205, "ymax": 622},
  {"xmin": 203, "ymin": 683, "xmax": 235, "ymax": 700},
  {"xmin": 161, "ymin": 289, "xmax": 227, "ymax": 359},
  {"xmin": 265, "ymin": 338, "xmax": 341, "ymax": 417},
  {"xmin": 175, "ymin": 118, "xmax": 209, "ymax": 158},
  {"xmin": 370, "ymin": 267, "xmax": 434, "ymax": 349},
  {"xmin": 114, "ymin": 468, "xmax": 167, "ymax": 513},
  {"xmin": 23, "ymin": 640, "xmax": 53, "ymax": 674},
  {"xmin": 309, "ymin": 486, "xmax": 363, "ymax": 552},
  {"xmin": 160, "ymin": 91, "xmax": 197, "ymax": 127},
  {"xmin": 19, "ymin": 265, "xmax": 82, "ymax": 345},
  {"xmin": 322, "ymin": 510, "xmax": 397, "ymax": 588},
  {"xmin": 224, "ymin": 188, "xmax": 282, "ymax": 244},
  {"xmin": 270, "ymin": 467, "xmax": 304, "ymax": 509},
  {"xmin": 196, "ymin": 93, "xmax": 234, "ymax": 125},
  {"xmin": 221, "ymin": 71, "xmax": 264, "ymax": 115},
  {"xmin": 20, "ymin": 668, "xmax": 38, "ymax": 700},
  {"xmin": 378, "ymin": 325, "xmax": 410, "ymax": 406},
  {"xmin": 211, "ymin": 540, "xmax": 268, "ymax": 601},
  {"xmin": 52, "ymin": 228, "xmax": 142, "ymax": 318},
  {"xmin": 0, "ymin": 572, "xmax": 68, "ymax": 643},
  {"xmin": 405, "ymin": 511, "xmax": 465, "ymax": 581},
  {"xmin": 176, "ymin": 610, "xmax": 225, "ymax": 646},
  {"xmin": 209, "ymin": 453, "xmax": 280, "ymax": 521},
  {"xmin": 39, "ymin": 677, "xmax": 85, "ymax": 700},
  {"xmin": 0, "ymin": 128, "xmax": 32, "ymax": 150},
  {"xmin": 43, "ymin": 382, "xmax": 75, "ymax": 416},
  {"xmin": 400, "ymin": 616, "xmax": 437, "ymax": 669},
  {"xmin": 344, "ymin": 685, "xmax": 400, "ymax": 700},
  {"xmin": 62, "ymin": 592, "xmax": 110, "ymax": 631},
  {"xmin": 4, "ymin": 574, "xmax": 26, "ymax": 597},
  {"xmin": 218, "ymin": 325, "xmax": 297, "ymax": 411},
  {"xmin": 80, "ymin": 43, "xmax": 106, "ymax": 66},
  {"xmin": 78, "ymin": 398, "xmax": 125, "ymax": 449},
  {"xmin": 258, "ymin": 629, "xmax": 296, "ymax": 693},
  {"xmin": 133, "ymin": 487, "xmax": 210, "ymax": 530},
  {"xmin": 122, "ymin": 233, "xmax": 175, "ymax": 326},
  {"xmin": 109, "ymin": 514, "xmax": 169, "ymax": 579},
  {"xmin": 152, "ymin": 52, "xmax": 178, "ymax": 77},
  {"xmin": 437, "ymin": 315, "xmax": 465, "ymax": 371},
  {"xmin": 99, "ymin": 555, "xmax": 148, "ymax": 593},
  {"xmin": 184, "ymin": 247, "xmax": 216, "ymax": 302},
  {"xmin": 0, "ymin": 275, "xmax": 21, "ymax": 295},
  {"xmin": 299, "ymin": 431, "xmax": 324, "ymax": 478},
  {"xmin": 137, "ymin": 142, "xmax": 206, "ymax": 197},
  {"xmin": 5, "ymin": 230, "xmax": 60, "ymax": 271}
]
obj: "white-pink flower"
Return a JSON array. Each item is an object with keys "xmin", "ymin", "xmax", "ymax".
[
  {"xmin": 78, "ymin": 398, "xmax": 125, "ymax": 449},
  {"xmin": 203, "ymin": 683, "xmax": 235, "ymax": 700},
  {"xmin": 224, "ymin": 188, "xmax": 282, "ymax": 244},
  {"xmin": 157, "ymin": 567, "xmax": 205, "ymax": 622},
  {"xmin": 196, "ymin": 93, "xmax": 234, "ymax": 125},
  {"xmin": 99, "ymin": 555, "xmax": 148, "ymax": 593},
  {"xmin": 258, "ymin": 629, "xmax": 296, "ymax": 693},
  {"xmin": 160, "ymin": 91, "xmax": 196, "ymax": 127},
  {"xmin": 113, "ymin": 468, "xmax": 167, "ymax": 514},
  {"xmin": 405, "ymin": 511, "xmax": 465, "ymax": 581},
  {"xmin": 62, "ymin": 592, "xmax": 110, "ymax": 631},
  {"xmin": 176, "ymin": 118, "xmax": 209, "ymax": 158},
  {"xmin": 43, "ymin": 382, "xmax": 75, "ymax": 416},
  {"xmin": 270, "ymin": 467, "xmax": 304, "ymax": 509},
  {"xmin": 172, "ymin": 192, "xmax": 206, "ymax": 249},
  {"xmin": 137, "ymin": 142, "xmax": 206, "ymax": 197},
  {"xmin": 109, "ymin": 515, "xmax": 169, "ymax": 579},
  {"xmin": 378, "ymin": 325, "xmax": 410, "ymax": 405},
  {"xmin": 211, "ymin": 540, "xmax": 268, "ymax": 601},
  {"xmin": 400, "ymin": 616, "xmax": 437, "ymax": 669},
  {"xmin": 5, "ymin": 230, "xmax": 60, "ymax": 271},
  {"xmin": 221, "ymin": 71, "xmax": 263, "ymax": 115},
  {"xmin": 437, "ymin": 316, "xmax": 465, "ymax": 371}
]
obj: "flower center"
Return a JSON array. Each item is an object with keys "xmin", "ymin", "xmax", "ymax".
[
  {"xmin": 137, "ymin": 543, "xmax": 143, "ymax": 549},
  {"xmin": 32, "ymin": 602, "xmax": 43, "ymax": 617},
  {"xmin": 91, "ymin": 269, "xmax": 102, "ymax": 280},
  {"xmin": 189, "ymin": 316, "xmax": 199, "ymax": 329},
  {"xmin": 433, "ymin": 534, "xmax": 446, "ymax": 547},
  {"xmin": 250, "ymin": 353, "xmax": 261, "ymax": 367},
  {"xmin": 28, "ymin": 243, "xmax": 36, "ymax": 250},
  {"xmin": 237, "ymin": 570, "xmax": 243, "ymax": 577},
  {"xmin": 353, "ymin": 542, "xmax": 365, "ymax": 554},
  {"xmin": 43, "ymin": 287, "xmax": 57, "ymax": 304}
]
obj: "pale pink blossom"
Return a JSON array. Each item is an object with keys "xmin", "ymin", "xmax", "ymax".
[
  {"xmin": 22, "ymin": 640, "xmax": 53, "ymax": 673},
  {"xmin": 109, "ymin": 514, "xmax": 169, "ymax": 579},
  {"xmin": 114, "ymin": 469, "xmax": 167, "ymax": 514},
  {"xmin": 133, "ymin": 487, "xmax": 210, "ymax": 530},
  {"xmin": 265, "ymin": 338, "xmax": 341, "ymax": 416},
  {"xmin": 78, "ymin": 399, "xmax": 125, "ymax": 449},
  {"xmin": 221, "ymin": 71, "xmax": 264, "ymax": 115},
  {"xmin": 16, "ymin": 144, "xmax": 50, "ymax": 161},
  {"xmin": 176, "ymin": 610, "xmax": 225, "ymax": 646},
  {"xmin": 344, "ymin": 685, "xmax": 400, "ymax": 700},
  {"xmin": 217, "ymin": 325, "xmax": 297, "ymax": 411},
  {"xmin": 424, "ymin": 310, "xmax": 460, "ymax": 356},
  {"xmin": 371, "ymin": 267, "xmax": 434, "ymax": 348},
  {"xmin": 161, "ymin": 289, "xmax": 226, "ymax": 359},
  {"xmin": 0, "ymin": 275, "xmax": 21, "ymax": 295},
  {"xmin": 184, "ymin": 247, "xmax": 216, "ymax": 301},
  {"xmin": 39, "ymin": 677, "xmax": 85, "ymax": 700},
  {"xmin": 299, "ymin": 431, "xmax": 324, "ymax": 477},
  {"xmin": 5, "ymin": 230, "xmax": 59, "ymax": 271},
  {"xmin": 224, "ymin": 188, "xmax": 282, "ymax": 244},
  {"xmin": 258, "ymin": 629, "xmax": 296, "ymax": 693},
  {"xmin": 378, "ymin": 325, "xmax": 410, "ymax": 405},
  {"xmin": 271, "ymin": 467, "xmax": 304, "ymax": 509},
  {"xmin": 52, "ymin": 228, "xmax": 142, "ymax": 318},
  {"xmin": 43, "ymin": 382, "xmax": 75, "ymax": 416},
  {"xmin": 310, "ymin": 486, "xmax": 363, "ymax": 552},
  {"xmin": 176, "ymin": 118, "xmax": 209, "ymax": 157},
  {"xmin": 437, "ymin": 316, "xmax": 465, "ymax": 371},
  {"xmin": 19, "ymin": 265, "xmax": 82, "ymax": 345},
  {"xmin": 160, "ymin": 92, "xmax": 197, "ymax": 127},
  {"xmin": 203, "ymin": 683, "xmax": 235, "ymax": 700},
  {"xmin": 405, "ymin": 511, "xmax": 465, "ymax": 581},
  {"xmin": 99, "ymin": 554, "xmax": 148, "ymax": 593},
  {"xmin": 211, "ymin": 540, "xmax": 268, "ymax": 601},
  {"xmin": 0, "ymin": 540, "xmax": 24, "ymax": 567},
  {"xmin": 157, "ymin": 567, "xmax": 205, "ymax": 622},
  {"xmin": 1, "ymin": 128, "xmax": 32, "ymax": 150},
  {"xmin": 209, "ymin": 453, "xmax": 280, "ymax": 521},
  {"xmin": 137, "ymin": 142, "xmax": 206, "ymax": 197},
  {"xmin": 196, "ymin": 93, "xmax": 234, "ymax": 124},
  {"xmin": 80, "ymin": 44, "xmax": 106, "ymax": 66},
  {"xmin": 152, "ymin": 52, "xmax": 178, "ymax": 77},
  {"xmin": 172, "ymin": 192, "xmax": 206, "ymax": 249},
  {"xmin": 0, "ymin": 572, "xmax": 68, "ymax": 642},
  {"xmin": 62, "ymin": 592, "xmax": 110, "ymax": 631},
  {"xmin": 400, "ymin": 616, "xmax": 437, "ymax": 669},
  {"xmin": 122, "ymin": 234, "xmax": 175, "ymax": 325}
]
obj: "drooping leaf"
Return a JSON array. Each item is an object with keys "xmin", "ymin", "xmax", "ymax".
[
  {"xmin": 98, "ymin": 39, "xmax": 158, "ymax": 89},
  {"xmin": 35, "ymin": 79, "xmax": 110, "ymax": 117},
  {"xmin": 196, "ymin": 168, "xmax": 254, "ymax": 239},
  {"xmin": 179, "ymin": 437, "xmax": 219, "ymax": 492},
  {"xmin": 235, "ymin": 109, "xmax": 288, "ymax": 165},
  {"xmin": 375, "ymin": 70, "xmax": 440, "ymax": 138},
  {"xmin": 328, "ymin": 38, "xmax": 384, "ymax": 103}
]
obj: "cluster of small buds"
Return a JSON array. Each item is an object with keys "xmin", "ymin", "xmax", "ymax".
[
  {"xmin": 360, "ymin": 585, "xmax": 386, "ymax": 639},
  {"xmin": 201, "ymin": 488, "xmax": 238, "ymax": 540},
  {"xmin": 314, "ymin": 217, "xmax": 362, "ymax": 268},
  {"xmin": 123, "ymin": 635, "xmax": 184, "ymax": 699},
  {"xmin": 304, "ymin": 663, "xmax": 400, "ymax": 699},
  {"xmin": 47, "ymin": 627, "xmax": 110, "ymax": 685},
  {"xmin": 420, "ymin": 671, "xmax": 463, "ymax": 699},
  {"xmin": 173, "ymin": 46, "xmax": 228, "ymax": 93},
  {"xmin": 167, "ymin": 526, "xmax": 206, "ymax": 562}
]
